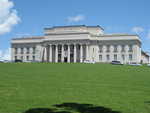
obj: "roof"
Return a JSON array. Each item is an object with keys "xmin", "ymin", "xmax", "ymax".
[
  {"xmin": 44, "ymin": 25, "xmax": 104, "ymax": 30},
  {"xmin": 101, "ymin": 34, "xmax": 138, "ymax": 37}
]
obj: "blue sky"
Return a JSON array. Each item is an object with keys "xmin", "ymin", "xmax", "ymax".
[{"xmin": 0, "ymin": 0, "xmax": 150, "ymax": 59}]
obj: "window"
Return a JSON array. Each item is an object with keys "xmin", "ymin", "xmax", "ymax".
[
  {"xmin": 21, "ymin": 56, "xmax": 23, "ymax": 60},
  {"xmin": 33, "ymin": 47, "xmax": 36, "ymax": 54},
  {"xmin": 58, "ymin": 45, "xmax": 61, "ymax": 53},
  {"xmin": 64, "ymin": 45, "xmax": 68, "ymax": 51},
  {"xmin": 122, "ymin": 55, "xmax": 125, "ymax": 61},
  {"xmin": 129, "ymin": 54, "xmax": 132, "ymax": 61},
  {"xmin": 15, "ymin": 48, "xmax": 18, "ymax": 54},
  {"xmin": 99, "ymin": 45, "xmax": 103, "ymax": 53},
  {"xmin": 106, "ymin": 55, "xmax": 110, "ymax": 61},
  {"xmin": 26, "ymin": 48, "xmax": 30, "ymax": 54},
  {"xmin": 114, "ymin": 54, "xmax": 117, "ymax": 61},
  {"xmin": 26, "ymin": 56, "xmax": 29, "ymax": 61},
  {"xmin": 106, "ymin": 45, "xmax": 110, "ymax": 52},
  {"xmin": 21, "ymin": 48, "xmax": 24, "ymax": 54},
  {"xmin": 114, "ymin": 45, "xmax": 118, "ymax": 52},
  {"xmin": 99, "ymin": 55, "xmax": 102, "ymax": 61},
  {"xmin": 70, "ymin": 45, "xmax": 74, "ymax": 54},
  {"xmin": 93, "ymin": 48, "xmax": 94, "ymax": 53},
  {"xmin": 33, "ymin": 56, "xmax": 35, "ymax": 61},
  {"xmin": 129, "ymin": 45, "xmax": 133, "ymax": 52},
  {"xmin": 15, "ymin": 56, "xmax": 17, "ymax": 60},
  {"xmin": 121, "ymin": 45, "xmax": 125, "ymax": 52}
]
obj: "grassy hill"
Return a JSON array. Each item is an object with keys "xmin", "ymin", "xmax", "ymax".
[{"xmin": 0, "ymin": 63, "xmax": 150, "ymax": 113}]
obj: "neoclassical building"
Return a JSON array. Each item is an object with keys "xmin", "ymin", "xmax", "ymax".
[{"xmin": 11, "ymin": 25, "xmax": 149, "ymax": 64}]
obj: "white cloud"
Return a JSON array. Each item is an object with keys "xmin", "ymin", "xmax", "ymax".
[
  {"xmin": 67, "ymin": 14, "xmax": 85, "ymax": 22},
  {"xmin": 0, "ymin": 0, "xmax": 20, "ymax": 35},
  {"xmin": 0, "ymin": 48, "xmax": 11, "ymax": 60},
  {"xmin": 131, "ymin": 26, "xmax": 144, "ymax": 34}
]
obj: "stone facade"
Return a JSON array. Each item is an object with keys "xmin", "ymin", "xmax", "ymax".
[{"xmin": 11, "ymin": 25, "xmax": 149, "ymax": 64}]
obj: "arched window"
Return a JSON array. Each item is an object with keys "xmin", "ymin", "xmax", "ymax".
[
  {"xmin": 114, "ymin": 54, "xmax": 117, "ymax": 60},
  {"xmin": 121, "ymin": 45, "xmax": 125, "ymax": 52},
  {"xmin": 33, "ymin": 47, "xmax": 36, "ymax": 54},
  {"xmin": 114, "ymin": 45, "xmax": 118, "ymax": 52},
  {"xmin": 129, "ymin": 54, "xmax": 133, "ymax": 61},
  {"xmin": 99, "ymin": 55, "xmax": 102, "ymax": 61},
  {"xmin": 106, "ymin": 45, "xmax": 110, "ymax": 52},
  {"xmin": 21, "ymin": 48, "xmax": 23, "ymax": 54},
  {"xmin": 129, "ymin": 45, "xmax": 133, "ymax": 52},
  {"xmin": 122, "ymin": 54, "xmax": 125, "ymax": 61},
  {"xmin": 106, "ymin": 55, "xmax": 110, "ymax": 61},
  {"xmin": 26, "ymin": 47, "xmax": 30, "ymax": 54},
  {"xmin": 26, "ymin": 56, "xmax": 29, "ymax": 61},
  {"xmin": 99, "ymin": 45, "xmax": 103, "ymax": 53},
  {"xmin": 33, "ymin": 56, "xmax": 35, "ymax": 61},
  {"xmin": 15, "ymin": 48, "xmax": 18, "ymax": 54}
]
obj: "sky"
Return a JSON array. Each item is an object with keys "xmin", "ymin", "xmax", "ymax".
[{"xmin": 0, "ymin": 0, "xmax": 150, "ymax": 60}]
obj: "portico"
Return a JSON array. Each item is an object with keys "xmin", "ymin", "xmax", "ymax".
[{"xmin": 42, "ymin": 43, "xmax": 89, "ymax": 63}]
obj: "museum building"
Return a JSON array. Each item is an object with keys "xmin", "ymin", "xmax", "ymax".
[{"xmin": 11, "ymin": 25, "xmax": 150, "ymax": 64}]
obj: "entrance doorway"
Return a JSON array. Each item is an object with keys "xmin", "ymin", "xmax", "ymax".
[
  {"xmin": 70, "ymin": 54, "xmax": 74, "ymax": 62},
  {"xmin": 64, "ymin": 57, "xmax": 67, "ymax": 62}
]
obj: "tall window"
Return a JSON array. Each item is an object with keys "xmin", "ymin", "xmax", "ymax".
[
  {"xmin": 33, "ymin": 56, "xmax": 35, "ymax": 61},
  {"xmin": 21, "ymin": 48, "xmax": 24, "ymax": 54},
  {"xmin": 99, "ymin": 55, "xmax": 102, "ymax": 61},
  {"xmin": 114, "ymin": 54, "xmax": 117, "ymax": 61},
  {"xmin": 122, "ymin": 55, "xmax": 125, "ymax": 61},
  {"xmin": 58, "ymin": 45, "xmax": 62, "ymax": 54},
  {"xmin": 106, "ymin": 45, "xmax": 110, "ymax": 52},
  {"xmin": 33, "ymin": 47, "xmax": 36, "ymax": 54},
  {"xmin": 15, "ymin": 56, "xmax": 17, "ymax": 60},
  {"xmin": 26, "ymin": 56, "xmax": 29, "ymax": 61},
  {"xmin": 15, "ymin": 48, "xmax": 18, "ymax": 54},
  {"xmin": 93, "ymin": 48, "xmax": 94, "ymax": 53},
  {"xmin": 106, "ymin": 55, "xmax": 110, "ymax": 61},
  {"xmin": 21, "ymin": 56, "xmax": 23, "ymax": 60},
  {"xmin": 114, "ymin": 45, "xmax": 118, "ymax": 52},
  {"xmin": 129, "ymin": 45, "xmax": 133, "ymax": 52},
  {"xmin": 26, "ymin": 48, "xmax": 30, "ymax": 54},
  {"xmin": 99, "ymin": 45, "xmax": 103, "ymax": 53},
  {"xmin": 70, "ymin": 45, "xmax": 74, "ymax": 54},
  {"xmin": 129, "ymin": 54, "xmax": 132, "ymax": 61},
  {"xmin": 121, "ymin": 45, "xmax": 125, "ymax": 52}
]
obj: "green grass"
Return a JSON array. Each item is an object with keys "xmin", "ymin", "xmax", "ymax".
[{"xmin": 0, "ymin": 63, "xmax": 150, "ymax": 113}]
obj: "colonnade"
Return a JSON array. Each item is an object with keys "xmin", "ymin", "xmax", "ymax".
[{"xmin": 42, "ymin": 44, "xmax": 89, "ymax": 63}]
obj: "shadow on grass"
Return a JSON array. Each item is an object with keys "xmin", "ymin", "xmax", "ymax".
[
  {"xmin": 144, "ymin": 101, "xmax": 150, "ymax": 104},
  {"xmin": 23, "ymin": 102, "xmax": 121, "ymax": 113},
  {"xmin": 24, "ymin": 108, "xmax": 70, "ymax": 113}
]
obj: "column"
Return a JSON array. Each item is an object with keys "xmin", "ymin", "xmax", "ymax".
[
  {"xmin": 80, "ymin": 44, "xmax": 83, "ymax": 63},
  {"xmin": 67, "ymin": 44, "xmax": 70, "ymax": 63},
  {"xmin": 55, "ymin": 45, "xmax": 58, "ymax": 63},
  {"xmin": 74, "ymin": 44, "xmax": 77, "ymax": 63},
  {"xmin": 29, "ymin": 47, "xmax": 33, "ymax": 60},
  {"xmin": 11, "ymin": 48, "xmax": 15, "ymax": 61},
  {"xmin": 24, "ymin": 48, "xmax": 27, "ymax": 61},
  {"xmin": 49, "ymin": 44, "xmax": 52, "ymax": 62},
  {"xmin": 44, "ymin": 46, "xmax": 47, "ymax": 62},
  {"xmin": 125, "ymin": 45, "xmax": 129, "ymax": 64},
  {"xmin": 41, "ymin": 46, "xmax": 44, "ymax": 62},
  {"xmin": 118, "ymin": 45, "xmax": 122, "ymax": 63},
  {"xmin": 86, "ymin": 44, "xmax": 89, "ymax": 60},
  {"xmin": 61, "ymin": 44, "xmax": 64, "ymax": 62}
]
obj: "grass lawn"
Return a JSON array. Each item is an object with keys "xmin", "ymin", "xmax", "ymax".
[{"xmin": 0, "ymin": 63, "xmax": 150, "ymax": 113}]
